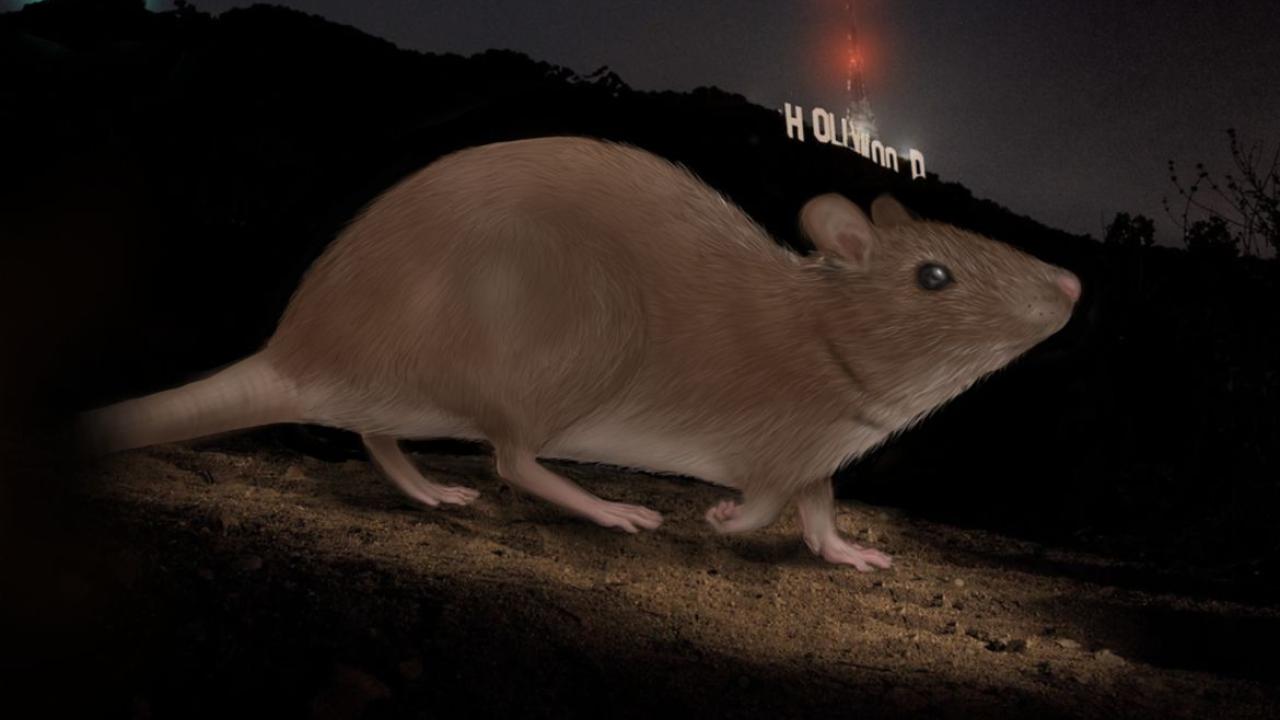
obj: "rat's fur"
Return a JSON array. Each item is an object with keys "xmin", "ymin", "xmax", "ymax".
[{"xmin": 82, "ymin": 136, "xmax": 1078, "ymax": 569}]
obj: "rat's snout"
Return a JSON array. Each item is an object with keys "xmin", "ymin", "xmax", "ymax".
[
  {"xmin": 1018, "ymin": 267, "xmax": 1080, "ymax": 339},
  {"xmin": 1055, "ymin": 271, "xmax": 1081, "ymax": 303}
]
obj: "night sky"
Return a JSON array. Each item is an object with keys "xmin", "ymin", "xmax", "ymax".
[{"xmin": 24, "ymin": 0, "xmax": 1280, "ymax": 242}]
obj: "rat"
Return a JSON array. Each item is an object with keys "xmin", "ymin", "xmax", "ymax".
[{"xmin": 80, "ymin": 136, "xmax": 1081, "ymax": 571}]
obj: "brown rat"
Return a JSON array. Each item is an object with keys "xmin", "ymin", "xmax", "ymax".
[{"xmin": 81, "ymin": 136, "xmax": 1080, "ymax": 570}]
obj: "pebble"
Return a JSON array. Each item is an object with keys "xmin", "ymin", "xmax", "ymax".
[
  {"xmin": 1008, "ymin": 637, "xmax": 1033, "ymax": 653},
  {"xmin": 398, "ymin": 658, "xmax": 424, "ymax": 681},
  {"xmin": 952, "ymin": 578, "xmax": 965, "ymax": 588},
  {"xmin": 1055, "ymin": 638, "xmax": 1081, "ymax": 650},
  {"xmin": 233, "ymin": 555, "xmax": 264, "ymax": 573},
  {"xmin": 1093, "ymin": 649, "xmax": 1124, "ymax": 663}
]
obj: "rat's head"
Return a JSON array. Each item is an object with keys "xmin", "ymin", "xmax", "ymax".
[{"xmin": 800, "ymin": 193, "xmax": 1080, "ymax": 405}]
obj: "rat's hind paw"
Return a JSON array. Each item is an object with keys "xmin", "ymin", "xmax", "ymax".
[
  {"xmin": 813, "ymin": 533, "xmax": 893, "ymax": 572},
  {"xmin": 364, "ymin": 435, "xmax": 479, "ymax": 509},
  {"xmin": 583, "ymin": 500, "xmax": 663, "ymax": 533},
  {"xmin": 402, "ymin": 480, "xmax": 480, "ymax": 508}
]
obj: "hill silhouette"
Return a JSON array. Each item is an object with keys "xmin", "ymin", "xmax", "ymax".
[{"xmin": 1, "ymin": 0, "xmax": 1276, "ymax": 590}]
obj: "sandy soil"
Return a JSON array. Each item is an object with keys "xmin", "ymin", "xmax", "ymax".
[{"xmin": 65, "ymin": 439, "xmax": 1280, "ymax": 718}]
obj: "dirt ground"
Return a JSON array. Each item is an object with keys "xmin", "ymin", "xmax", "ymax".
[{"xmin": 35, "ymin": 438, "xmax": 1280, "ymax": 718}]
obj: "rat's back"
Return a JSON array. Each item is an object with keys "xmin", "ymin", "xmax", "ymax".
[{"xmin": 265, "ymin": 136, "xmax": 787, "ymax": 446}]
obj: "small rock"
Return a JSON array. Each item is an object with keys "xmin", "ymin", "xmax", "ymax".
[
  {"xmin": 1008, "ymin": 637, "xmax": 1033, "ymax": 653},
  {"xmin": 1093, "ymin": 648, "xmax": 1124, "ymax": 663},
  {"xmin": 312, "ymin": 664, "xmax": 390, "ymax": 720},
  {"xmin": 233, "ymin": 555, "xmax": 263, "ymax": 573},
  {"xmin": 952, "ymin": 578, "xmax": 966, "ymax": 588},
  {"xmin": 965, "ymin": 627, "xmax": 984, "ymax": 640},
  {"xmin": 212, "ymin": 511, "xmax": 240, "ymax": 535},
  {"xmin": 398, "ymin": 658, "xmax": 424, "ymax": 681},
  {"xmin": 283, "ymin": 465, "xmax": 308, "ymax": 482},
  {"xmin": 1055, "ymin": 638, "xmax": 1080, "ymax": 650}
]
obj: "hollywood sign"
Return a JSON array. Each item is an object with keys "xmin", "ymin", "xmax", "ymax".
[{"xmin": 783, "ymin": 102, "xmax": 927, "ymax": 180}]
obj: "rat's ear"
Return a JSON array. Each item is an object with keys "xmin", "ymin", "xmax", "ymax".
[
  {"xmin": 799, "ymin": 193, "xmax": 876, "ymax": 269},
  {"xmin": 870, "ymin": 194, "xmax": 917, "ymax": 227}
]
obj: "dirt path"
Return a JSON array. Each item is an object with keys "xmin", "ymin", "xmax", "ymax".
[{"xmin": 70, "ymin": 441, "xmax": 1279, "ymax": 718}]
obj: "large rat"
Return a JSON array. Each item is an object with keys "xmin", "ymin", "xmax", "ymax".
[{"xmin": 81, "ymin": 136, "xmax": 1080, "ymax": 570}]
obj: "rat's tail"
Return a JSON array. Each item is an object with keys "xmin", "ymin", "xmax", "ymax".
[{"xmin": 78, "ymin": 352, "xmax": 301, "ymax": 455}]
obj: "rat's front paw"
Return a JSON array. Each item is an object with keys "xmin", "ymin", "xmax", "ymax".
[
  {"xmin": 812, "ymin": 533, "xmax": 893, "ymax": 572},
  {"xmin": 704, "ymin": 499, "xmax": 743, "ymax": 532}
]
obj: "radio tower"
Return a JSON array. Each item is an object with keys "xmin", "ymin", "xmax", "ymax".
[{"xmin": 843, "ymin": 0, "xmax": 877, "ymax": 139}]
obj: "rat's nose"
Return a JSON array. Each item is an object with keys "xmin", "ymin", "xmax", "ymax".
[{"xmin": 1056, "ymin": 271, "xmax": 1081, "ymax": 303}]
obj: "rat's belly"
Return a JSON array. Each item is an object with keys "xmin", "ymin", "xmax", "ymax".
[
  {"xmin": 545, "ymin": 415, "xmax": 736, "ymax": 487},
  {"xmin": 325, "ymin": 395, "xmax": 736, "ymax": 487}
]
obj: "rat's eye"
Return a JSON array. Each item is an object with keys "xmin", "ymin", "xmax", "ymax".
[{"xmin": 916, "ymin": 262, "xmax": 953, "ymax": 291}]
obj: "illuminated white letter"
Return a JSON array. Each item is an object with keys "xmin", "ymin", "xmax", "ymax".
[
  {"xmin": 882, "ymin": 146, "xmax": 899, "ymax": 172},
  {"xmin": 784, "ymin": 103, "xmax": 805, "ymax": 141},
  {"xmin": 853, "ymin": 129, "xmax": 871, "ymax": 157},
  {"xmin": 831, "ymin": 118, "xmax": 850, "ymax": 148},
  {"xmin": 871, "ymin": 139, "xmax": 885, "ymax": 165},
  {"xmin": 909, "ymin": 149, "xmax": 927, "ymax": 180},
  {"xmin": 812, "ymin": 107, "xmax": 835, "ymax": 144}
]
